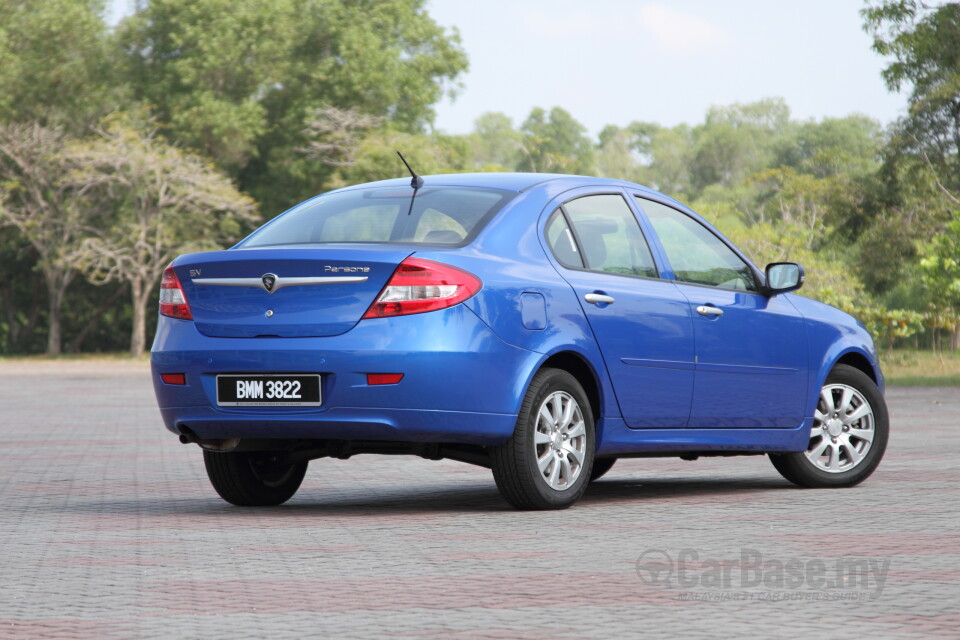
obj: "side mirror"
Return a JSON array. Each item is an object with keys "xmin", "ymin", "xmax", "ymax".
[{"xmin": 763, "ymin": 262, "xmax": 804, "ymax": 295}]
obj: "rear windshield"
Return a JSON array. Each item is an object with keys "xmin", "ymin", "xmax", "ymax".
[{"xmin": 241, "ymin": 186, "xmax": 514, "ymax": 247}]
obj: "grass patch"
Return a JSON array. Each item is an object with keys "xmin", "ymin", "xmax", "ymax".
[{"xmin": 881, "ymin": 350, "xmax": 960, "ymax": 386}]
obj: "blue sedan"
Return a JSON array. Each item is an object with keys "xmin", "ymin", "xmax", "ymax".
[{"xmin": 151, "ymin": 172, "xmax": 888, "ymax": 510}]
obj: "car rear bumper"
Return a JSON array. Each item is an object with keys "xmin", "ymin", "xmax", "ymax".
[
  {"xmin": 156, "ymin": 405, "xmax": 518, "ymax": 444},
  {"xmin": 151, "ymin": 305, "xmax": 538, "ymax": 446}
]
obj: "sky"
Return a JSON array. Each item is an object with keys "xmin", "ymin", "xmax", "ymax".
[{"xmin": 108, "ymin": 0, "xmax": 908, "ymax": 137}]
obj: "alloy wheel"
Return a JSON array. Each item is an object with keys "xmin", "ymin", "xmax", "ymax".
[
  {"xmin": 807, "ymin": 383, "xmax": 876, "ymax": 473},
  {"xmin": 534, "ymin": 390, "xmax": 587, "ymax": 490}
]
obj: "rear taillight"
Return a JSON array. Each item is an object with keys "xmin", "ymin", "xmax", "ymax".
[
  {"xmin": 159, "ymin": 266, "xmax": 193, "ymax": 320},
  {"xmin": 362, "ymin": 257, "xmax": 481, "ymax": 319}
]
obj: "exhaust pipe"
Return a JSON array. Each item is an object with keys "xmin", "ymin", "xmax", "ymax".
[{"xmin": 177, "ymin": 426, "xmax": 240, "ymax": 452}]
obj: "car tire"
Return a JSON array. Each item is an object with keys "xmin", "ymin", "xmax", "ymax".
[
  {"xmin": 203, "ymin": 450, "xmax": 308, "ymax": 506},
  {"xmin": 589, "ymin": 457, "xmax": 617, "ymax": 482},
  {"xmin": 770, "ymin": 364, "xmax": 888, "ymax": 488},
  {"xmin": 491, "ymin": 368, "xmax": 595, "ymax": 510}
]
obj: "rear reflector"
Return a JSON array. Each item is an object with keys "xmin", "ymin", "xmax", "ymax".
[
  {"xmin": 362, "ymin": 257, "xmax": 481, "ymax": 319},
  {"xmin": 160, "ymin": 373, "xmax": 186, "ymax": 385},
  {"xmin": 367, "ymin": 373, "xmax": 404, "ymax": 385},
  {"xmin": 159, "ymin": 266, "xmax": 193, "ymax": 320}
]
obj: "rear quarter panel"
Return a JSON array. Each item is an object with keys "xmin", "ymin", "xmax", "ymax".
[{"xmin": 415, "ymin": 186, "xmax": 623, "ymax": 426}]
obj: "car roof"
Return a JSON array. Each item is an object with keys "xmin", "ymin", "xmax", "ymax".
[{"xmin": 332, "ymin": 172, "xmax": 651, "ymax": 194}]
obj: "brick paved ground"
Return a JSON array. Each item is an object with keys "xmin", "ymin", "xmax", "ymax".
[{"xmin": 0, "ymin": 360, "xmax": 958, "ymax": 639}]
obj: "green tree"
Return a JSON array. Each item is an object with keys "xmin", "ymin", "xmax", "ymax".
[
  {"xmin": 919, "ymin": 214, "xmax": 960, "ymax": 347},
  {"xmin": 864, "ymin": 1, "xmax": 960, "ymax": 191},
  {"xmin": 774, "ymin": 115, "xmax": 882, "ymax": 177},
  {"xmin": 0, "ymin": 228, "xmax": 46, "ymax": 354},
  {"xmin": 634, "ymin": 122, "xmax": 695, "ymax": 197},
  {"xmin": 65, "ymin": 115, "xmax": 258, "ymax": 356},
  {"xmin": 325, "ymin": 127, "xmax": 470, "ymax": 187},
  {"xmin": 0, "ymin": 0, "xmax": 120, "ymax": 129},
  {"xmin": 517, "ymin": 107, "xmax": 596, "ymax": 174},
  {"xmin": 862, "ymin": 2, "xmax": 960, "ymax": 308},
  {"xmin": 468, "ymin": 112, "xmax": 521, "ymax": 170},
  {"xmin": 747, "ymin": 165, "xmax": 866, "ymax": 236},
  {"xmin": 0, "ymin": 123, "xmax": 99, "ymax": 355},
  {"xmin": 118, "ymin": 0, "xmax": 468, "ymax": 214},
  {"xmin": 689, "ymin": 98, "xmax": 792, "ymax": 194},
  {"xmin": 855, "ymin": 213, "xmax": 918, "ymax": 294},
  {"xmin": 596, "ymin": 125, "xmax": 642, "ymax": 183},
  {"xmin": 829, "ymin": 151, "xmax": 949, "ymax": 300},
  {"xmin": 299, "ymin": 105, "xmax": 385, "ymax": 168}
]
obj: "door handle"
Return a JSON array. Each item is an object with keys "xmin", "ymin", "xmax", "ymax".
[
  {"xmin": 696, "ymin": 305, "xmax": 723, "ymax": 317},
  {"xmin": 585, "ymin": 293, "xmax": 615, "ymax": 305}
]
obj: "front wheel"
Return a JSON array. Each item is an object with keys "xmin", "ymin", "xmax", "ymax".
[
  {"xmin": 491, "ymin": 368, "xmax": 595, "ymax": 510},
  {"xmin": 770, "ymin": 364, "xmax": 888, "ymax": 488},
  {"xmin": 203, "ymin": 450, "xmax": 308, "ymax": 506}
]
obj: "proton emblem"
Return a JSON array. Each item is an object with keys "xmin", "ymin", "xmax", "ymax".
[{"xmin": 261, "ymin": 273, "xmax": 278, "ymax": 293}]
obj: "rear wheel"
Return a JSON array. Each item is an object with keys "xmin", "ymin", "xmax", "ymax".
[
  {"xmin": 203, "ymin": 450, "xmax": 308, "ymax": 506},
  {"xmin": 491, "ymin": 368, "xmax": 595, "ymax": 510},
  {"xmin": 589, "ymin": 457, "xmax": 617, "ymax": 482},
  {"xmin": 770, "ymin": 364, "xmax": 888, "ymax": 488}
]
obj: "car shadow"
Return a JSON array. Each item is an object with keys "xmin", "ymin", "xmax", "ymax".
[
  {"xmin": 50, "ymin": 475, "xmax": 794, "ymax": 517},
  {"xmin": 581, "ymin": 475, "xmax": 794, "ymax": 505}
]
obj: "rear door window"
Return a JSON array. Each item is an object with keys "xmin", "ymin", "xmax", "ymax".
[{"xmin": 546, "ymin": 194, "xmax": 658, "ymax": 278}]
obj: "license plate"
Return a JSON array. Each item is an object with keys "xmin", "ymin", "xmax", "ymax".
[{"xmin": 216, "ymin": 374, "xmax": 321, "ymax": 407}]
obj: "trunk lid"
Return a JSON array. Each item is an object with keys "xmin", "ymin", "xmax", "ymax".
[{"xmin": 174, "ymin": 246, "xmax": 412, "ymax": 338}]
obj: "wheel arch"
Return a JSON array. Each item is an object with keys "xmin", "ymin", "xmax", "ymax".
[
  {"xmin": 538, "ymin": 350, "xmax": 604, "ymax": 429},
  {"xmin": 807, "ymin": 346, "xmax": 884, "ymax": 419},
  {"xmin": 835, "ymin": 350, "xmax": 878, "ymax": 384}
]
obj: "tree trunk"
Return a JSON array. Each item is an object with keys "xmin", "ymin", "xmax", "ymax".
[
  {"xmin": 129, "ymin": 277, "xmax": 153, "ymax": 357},
  {"xmin": 951, "ymin": 100, "xmax": 960, "ymax": 163},
  {"xmin": 46, "ymin": 295, "xmax": 61, "ymax": 355},
  {"xmin": 0, "ymin": 284, "xmax": 17, "ymax": 353},
  {"xmin": 44, "ymin": 271, "xmax": 73, "ymax": 356}
]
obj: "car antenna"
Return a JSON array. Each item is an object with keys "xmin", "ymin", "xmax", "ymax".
[
  {"xmin": 396, "ymin": 151, "xmax": 424, "ymax": 189},
  {"xmin": 396, "ymin": 151, "xmax": 423, "ymax": 216}
]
